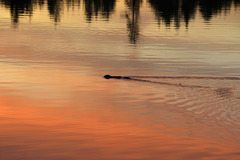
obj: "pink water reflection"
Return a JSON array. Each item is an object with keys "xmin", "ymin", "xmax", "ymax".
[{"xmin": 1, "ymin": 82, "xmax": 240, "ymax": 160}]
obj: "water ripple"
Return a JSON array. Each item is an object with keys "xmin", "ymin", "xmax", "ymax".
[{"xmin": 109, "ymin": 75, "xmax": 240, "ymax": 132}]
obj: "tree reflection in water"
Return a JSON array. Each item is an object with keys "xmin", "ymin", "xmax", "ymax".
[
  {"xmin": 47, "ymin": 0, "xmax": 63, "ymax": 23},
  {"xmin": 148, "ymin": 0, "xmax": 180, "ymax": 29},
  {"xmin": 0, "ymin": 0, "xmax": 34, "ymax": 27},
  {"xmin": 0, "ymin": 0, "xmax": 239, "ymax": 38},
  {"xmin": 125, "ymin": 0, "xmax": 142, "ymax": 44},
  {"xmin": 83, "ymin": 0, "xmax": 116, "ymax": 22},
  {"xmin": 148, "ymin": 0, "xmax": 240, "ymax": 29}
]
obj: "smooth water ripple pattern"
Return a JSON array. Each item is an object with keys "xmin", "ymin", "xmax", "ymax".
[
  {"xmin": 0, "ymin": 0, "xmax": 240, "ymax": 159},
  {"xmin": 114, "ymin": 75, "xmax": 240, "ymax": 132}
]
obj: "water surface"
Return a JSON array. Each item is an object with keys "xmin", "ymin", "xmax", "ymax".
[{"xmin": 0, "ymin": 0, "xmax": 240, "ymax": 159}]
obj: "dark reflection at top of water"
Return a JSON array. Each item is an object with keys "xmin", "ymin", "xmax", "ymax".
[
  {"xmin": 1, "ymin": 0, "xmax": 240, "ymax": 43},
  {"xmin": 83, "ymin": 0, "xmax": 116, "ymax": 22},
  {"xmin": 149, "ymin": 0, "xmax": 240, "ymax": 28},
  {"xmin": 125, "ymin": 0, "xmax": 142, "ymax": 44},
  {"xmin": 1, "ymin": 0, "xmax": 239, "ymax": 25},
  {"xmin": 47, "ymin": 0, "xmax": 63, "ymax": 23},
  {"xmin": 0, "ymin": 0, "xmax": 34, "ymax": 26}
]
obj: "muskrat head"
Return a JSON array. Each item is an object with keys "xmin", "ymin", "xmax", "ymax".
[{"xmin": 104, "ymin": 75, "xmax": 111, "ymax": 79}]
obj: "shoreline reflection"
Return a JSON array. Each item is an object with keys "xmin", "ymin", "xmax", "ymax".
[
  {"xmin": 83, "ymin": 0, "xmax": 116, "ymax": 22},
  {"xmin": 1, "ymin": 0, "xmax": 239, "ymax": 26},
  {"xmin": 1, "ymin": 0, "xmax": 239, "ymax": 43}
]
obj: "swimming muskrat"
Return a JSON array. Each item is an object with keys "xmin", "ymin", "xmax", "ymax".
[{"xmin": 104, "ymin": 75, "xmax": 131, "ymax": 79}]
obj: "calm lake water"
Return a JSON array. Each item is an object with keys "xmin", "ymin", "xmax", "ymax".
[{"xmin": 0, "ymin": 0, "xmax": 240, "ymax": 159}]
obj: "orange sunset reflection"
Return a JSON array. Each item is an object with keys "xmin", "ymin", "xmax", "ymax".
[
  {"xmin": 1, "ymin": 0, "xmax": 240, "ymax": 159},
  {"xmin": 1, "ymin": 102, "xmax": 240, "ymax": 160}
]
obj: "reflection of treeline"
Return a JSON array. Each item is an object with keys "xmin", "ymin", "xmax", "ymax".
[
  {"xmin": 0, "ymin": 0, "xmax": 116, "ymax": 24},
  {"xmin": 0, "ymin": 0, "xmax": 239, "ymax": 26},
  {"xmin": 0, "ymin": 0, "xmax": 82, "ymax": 24},
  {"xmin": 198, "ymin": 0, "xmax": 240, "ymax": 21},
  {"xmin": 0, "ymin": 0, "xmax": 34, "ymax": 24},
  {"xmin": 83, "ymin": 0, "xmax": 116, "ymax": 22},
  {"xmin": 148, "ymin": 0, "xmax": 240, "ymax": 28}
]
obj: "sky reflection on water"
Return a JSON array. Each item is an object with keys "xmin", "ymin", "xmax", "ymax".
[
  {"xmin": 1, "ymin": 0, "xmax": 240, "ymax": 43},
  {"xmin": 0, "ymin": 0, "xmax": 240, "ymax": 160}
]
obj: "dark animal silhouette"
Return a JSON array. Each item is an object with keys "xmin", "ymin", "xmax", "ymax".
[{"xmin": 104, "ymin": 75, "xmax": 131, "ymax": 79}]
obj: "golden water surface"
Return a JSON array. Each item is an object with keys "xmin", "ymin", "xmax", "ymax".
[{"xmin": 0, "ymin": 0, "xmax": 240, "ymax": 159}]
